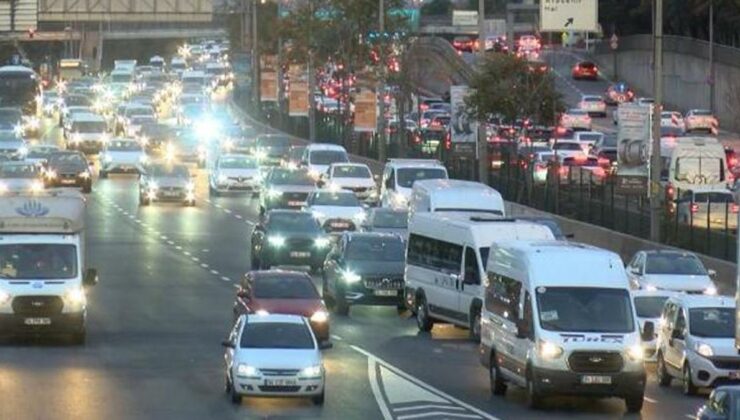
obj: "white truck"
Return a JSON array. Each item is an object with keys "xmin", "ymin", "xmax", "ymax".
[{"xmin": 0, "ymin": 190, "xmax": 98, "ymax": 343}]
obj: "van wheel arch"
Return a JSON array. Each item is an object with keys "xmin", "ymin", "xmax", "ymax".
[
  {"xmin": 469, "ymin": 300, "xmax": 483, "ymax": 342},
  {"xmin": 489, "ymin": 350, "xmax": 507, "ymax": 396}
]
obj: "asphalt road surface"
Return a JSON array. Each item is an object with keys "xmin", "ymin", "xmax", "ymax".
[{"xmin": 0, "ymin": 99, "xmax": 713, "ymax": 420}]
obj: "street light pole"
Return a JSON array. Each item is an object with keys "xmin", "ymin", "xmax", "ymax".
[
  {"xmin": 252, "ymin": 0, "xmax": 260, "ymax": 112},
  {"xmin": 650, "ymin": 0, "xmax": 664, "ymax": 242},
  {"xmin": 377, "ymin": 0, "xmax": 387, "ymax": 163},
  {"xmin": 708, "ymin": 0, "xmax": 715, "ymax": 113},
  {"xmin": 307, "ymin": 0, "xmax": 316, "ymax": 141},
  {"xmin": 477, "ymin": 0, "xmax": 488, "ymax": 183}
]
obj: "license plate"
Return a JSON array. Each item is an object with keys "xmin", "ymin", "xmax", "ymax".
[
  {"xmin": 24, "ymin": 317, "xmax": 51, "ymax": 326},
  {"xmin": 581, "ymin": 375, "xmax": 611, "ymax": 385},
  {"xmin": 264, "ymin": 379, "xmax": 296, "ymax": 386},
  {"xmin": 288, "ymin": 201, "xmax": 304, "ymax": 207},
  {"xmin": 374, "ymin": 290, "xmax": 397, "ymax": 297},
  {"xmin": 163, "ymin": 191, "xmax": 179, "ymax": 197},
  {"xmin": 61, "ymin": 179, "xmax": 76, "ymax": 185},
  {"xmin": 729, "ymin": 371, "xmax": 740, "ymax": 380},
  {"xmin": 290, "ymin": 251, "xmax": 310, "ymax": 258},
  {"xmin": 331, "ymin": 222, "xmax": 349, "ymax": 228}
]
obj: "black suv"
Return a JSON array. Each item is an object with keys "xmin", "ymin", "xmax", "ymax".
[{"xmin": 251, "ymin": 210, "xmax": 331, "ymax": 272}]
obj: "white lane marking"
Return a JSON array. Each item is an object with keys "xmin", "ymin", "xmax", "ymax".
[
  {"xmin": 685, "ymin": 415, "xmax": 695, "ymax": 419},
  {"xmin": 330, "ymin": 334, "xmax": 343, "ymax": 341},
  {"xmin": 128, "ymin": 215, "xmax": 135, "ymax": 219},
  {"xmin": 221, "ymin": 276, "xmax": 231, "ymax": 281},
  {"xmin": 353, "ymin": 345, "xmax": 494, "ymax": 420},
  {"xmin": 200, "ymin": 263, "xmax": 209, "ymax": 268},
  {"xmin": 235, "ymin": 214, "xmax": 242, "ymax": 219},
  {"xmin": 167, "ymin": 240, "xmax": 175, "ymax": 245},
  {"xmin": 224, "ymin": 208, "xmax": 232, "ymax": 214},
  {"xmin": 191, "ymin": 256, "xmax": 200, "ymax": 262},
  {"xmin": 644, "ymin": 396, "xmax": 658, "ymax": 403},
  {"xmin": 183, "ymin": 251, "xmax": 191, "ymax": 256},
  {"xmin": 175, "ymin": 245, "xmax": 183, "ymax": 250},
  {"xmin": 210, "ymin": 269, "xmax": 219, "ymax": 275},
  {"xmin": 215, "ymin": 204, "xmax": 222, "ymax": 208},
  {"xmin": 398, "ymin": 413, "xmax": 481, "ymax": 420},
  {"xmin": 160, "ymin": 235, "xmax": 168, "ymax": 240},
  {"xmin": 393, "ymin": 405, "xmax": 466, "ymax": 413},
  {"xmin": 244, "ymin": 220, "xmax": 255, "ymax": 226}
]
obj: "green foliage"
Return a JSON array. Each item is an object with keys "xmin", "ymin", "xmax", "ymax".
[
  {"xmin": 421, "ymin": 0, "xmax": 451, "ymax": 15},
  {"xmin": 465, "ymin": 54, "xmax": 565, "ymax": 125}
]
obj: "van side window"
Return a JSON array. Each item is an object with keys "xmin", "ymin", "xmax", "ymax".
[
  {"xmin": 485, "ymin": 273, "xmax": 521, "ymax": 320},
  {"xmin": 385, "ymin": 169, "xmax": 394, "ymax": 190},
  {"xmin": 463, "ymin": 247, "xmax": 480, "ymax": 285},
  {"xmin": 408, "ymin": 234, "xmax": 462, "ymax": 273},
  {"xmin": 522, "ymin": 291, "xmax": 534, "ymax": 338}
]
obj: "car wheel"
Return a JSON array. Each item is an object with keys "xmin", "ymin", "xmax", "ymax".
[
  {"xmin": 139, "ymin": 194, "xmax": 150, "ymax": 206},
  {"xmin": 625, "ymin": 394, "xmax": 644, "ymax": 413},
  {"xmin": 230, "ymin": 383, "xmax": 242, "ymax": 404},
  {"xmin": 683, "ymin": 363, "xmax": 698, "ymax": 395},
  {"xmin": 99, "ymin": 170, "xmax": 107, "ymax": 179},
  {"xmin": 311, "ymin": 389, "xmax": 325, "ymax": 405},
  {"xmin": 415, "ymin": 295, "xmax": 433, "ymax": 332},
  {"xmin": 82, "ymin": 183, "xmax": 92, "ymax": 194},
  {"xmin": 489, "ymin": 354, "xmax": 507, "ymax": 396},
  {"xmin": 469, "ymin": 303, "xmax": 482, "ymax": 342},
  {"xmin": 335, "ymin": 293, "xmax": 350, "ymax": 316},
  {"xmin": 656, "ymin": 353, "xmax": 672, "ymax": 387},
  {"xmin": 224, "ymin": 374, "xmax": 232, "ymax": 393},
  {"xmin": 525, "ymin": 370, "xmax": 544, "ymax": 410}
]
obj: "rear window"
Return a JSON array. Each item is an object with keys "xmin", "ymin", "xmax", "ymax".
[
  {"xmin": 693, "ymin": 192, "xmax": 734, "ymax": 203},
  {"xmin": 634, "ymin": 296, "xmax": 670, "ymax": 318},
  {"xmin": 253, "ymin": 276, "xmax": 319, "ymax": 299},
  {"xmin": 553, "ymin": 143, "xmax": 582, "ymax": 151},
  {"xmin": 692, "ymin": 110, "xmax": 712, "ymax": 116},
  {"xmin": 579, "ymin": 62, "xmax": 596, "ymax": 69}
]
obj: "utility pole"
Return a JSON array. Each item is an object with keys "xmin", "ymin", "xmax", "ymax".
[
  {"xmin": 252, "ymin": 0, "xmax": 260, "ymax": 112},
  {"xmin": 477, "ymin": 0, "xmax": 488, "ymax": 183},
  {"xmin": 708, "ymin": 0, "xmax": 715, "ymax": 113},
  {"xmin": 307, "ymin": 0, "xmax": 316, "ymax": 141},
  {"xmin": 377, "ymin": 0, "xmax": 387, "ymax": 163},
  {"xmin": 650, "ymin": 0, "xmax": 663, "ymax": 242}
]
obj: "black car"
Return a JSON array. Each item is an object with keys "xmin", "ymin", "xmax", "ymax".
[
  {"xmin": 44, "ymin": 151, "xmax": 92, "ymax": 193},
  {"xmin": 251, "ymin": 210, "xmax": 331, "ymax": 271},
  {"xmin": 322, "ymin": 232, "xmax": 406, "ymax": 315},
  {"xmin": 139, "ymin": 122, "xmax": 177, "ymax": 156},
  {"xmin": 697, "ymin": 385, "xmax": 740, "ymax": 419},
  {"xmin": 259, "ymin": 167, "xmax": 316, "ymax": 215},
  {"xmin": 362, "ymin": 208, "xmax": 408, "ymax": 238},
  {"xmin": 254, "ymin": 134, "xmax": 292, "ymax": 166}
]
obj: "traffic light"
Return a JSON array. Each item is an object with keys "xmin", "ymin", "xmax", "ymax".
[{"xmin": 27, "ymin": 28, "xmax": 35, "ymax": 39}]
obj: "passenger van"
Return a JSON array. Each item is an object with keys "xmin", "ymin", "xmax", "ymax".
[
  {"xmin": 409, "ymin": 179, "xmax": 505, "ymax": 218},
  {"xmin": 380, "ymin": 159, "xmax": 448, "ymax": 209},
  {"xmin": 662, "ymin": 136, "xmax": 729, "ymax": 193},
  {"xmin": 405, "ymin": 213, "xmax": 554, "ymax": 341},
  {"xmin": 65, "ymin": 113, "xmax": 108, "ymax": 153},
  {"xmin": 302, "ymin": 144, "xmax": 350, "ymax": 179},
  {"xmin": 480, "ymin": 241, "xmax": 648, "ymax": 413}
]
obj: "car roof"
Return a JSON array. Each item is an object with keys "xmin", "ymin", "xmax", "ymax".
[
  {"xmin": 244, "ymin": 313, "xmax": 307, "ymax": 325},
  {"xmin": 72, "ymin": 113, "xmax": 105, "ymax": 122},
  {"xmin": 643, "ymin": 249, "xmax": 699, "ymax": 257},
  {"xmin": 266, "ymin": 209, "xmax": 313, "ymax": 217},
  {"xmin": 669, "ymin": 294, "xmax": 735, "ymax": 309},
  {"xmin": 330, "ymin": 162, "xmax": 368, "ymax": 168},
  {"xmin": 307, "ymin": 143, "xmax": 346, "ymax": 151},
  {"xmin": 344, "ymin": 231, "xmax": 404, "ymax": 241},
  {"xmin": 248, "ymin": 269, "xmax": 311, "ymax": 281},
  {"xmin": 385, "ymin": 159, "xmax": 444, "ymax": 169}
]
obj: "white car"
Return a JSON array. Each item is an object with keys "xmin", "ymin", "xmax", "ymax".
[
  {"xmin": 675, "ymin": 189, "xmax": 738, "ymax": 231},
  {"xmin": 551, "ymin": 140, "xmax": 587, "ymax": 159},
  {"xmin": 632, "ymin": 289, "xmax": 679, "ymax": 362},
  {"xmin": 0, "ymin": 161, "xmax": 44, "ymax": 192},
  {"xmin": 323, "ymin": 163, "xmax": 377, "ymax": 204},
  {"xmin": 125, "ymin": 115, "xmax": 156, "ymax": 138},
  {"xmin": 559, "ymin": 109, "xmax": 592, "ymax": 130},
  {"xmin": 685, "ymin": 109, "xmax": 718, "ymax": 133},
  {"xmin": 209, "ymin": 154, "xmax": 261, "ymax": 196},
  {"xmin": 656, "ymin": 294, "xmax": 738, "ymax": 395},
  {"xmin": 578, "ymin": 95, "xmax": 607, "ymax": 117},
  {"xmin": 379, "ymin": 159, "xmax": 448, "ymax": 209},
  {"xmin": 626, "ymin": 250, "xmax": 717, "ymax": 294},
  {"xmin": 573, "ymin": 131, "xmax": 604, "ymax": 153},
  {"xmin": 302, "ymin": 144, "xmax": 349, "ymax": 180},
  {"xmin": 305, "ymin": 190, "xmax": 366, "ymax": 233},
  {"xmin": 222, "ymin": 314, "xmax": 325, "ymax": 405},
  {"xmin": 661, "ymin": 111, "xmax": 686, "ymax": 132},
  {"xmin": 99, "ymin": 138, "xmax": 148, "ymax": 177}
]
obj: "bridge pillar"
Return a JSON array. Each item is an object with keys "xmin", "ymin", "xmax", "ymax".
[{"xmin": 80, "ymin": 26, "xmax": 102, "ymax": 71}]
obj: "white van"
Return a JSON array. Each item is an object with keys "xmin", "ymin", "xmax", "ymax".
[
  {"xmin": 409, "ymin": 179, "xmax": 505, "ymax": 218},
  {"xmin": 380, "ymin": 159, "xmax": 448, "ymax": 209},
  {"xmin": 302, "ymin": 144, "xmax": 350, "ymax": 179},
  {"xmin": 66, "ymin": 113, "xmax": 109, "ymax": 153},
  {"xmin": 181, "ymin": 70, "xmax": 208, "ymax": 88},
  {"xmin": 406, "ymin": 213, "xmax": 554, "ymax": 341},
  {"xmin": 480, "ymin": 241, "xmax": 647, "ymax": 413},
  {"xmin": 665, "ymin": 136, "xmax": 729, "ymax": 193},
  {"xmin": 0, "ymin": 191, "xmax": 98, "ymax": 344}
]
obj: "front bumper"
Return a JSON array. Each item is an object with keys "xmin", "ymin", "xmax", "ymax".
[
  {"xmin": 343, "ymin": 284, "xmax": 404, "ymax": 306},
  {"xmin": 146, "ymin": 188, "xmax": 195, "ymax": 203},
  {"xmin": 0, "ymin": 311, "xmax": 85, "ymax": 335},
  {"xmin": 261, "ymin": 247, "xmax": 328, "ymax": 268},
  {"xmin": 212, "ymin": 179, "xmax": 260, "ymax": 193},
  {"xmin": 689, "ymin": 354, "xmax": 740, "ymax": 388},
  {"xmin": 48, "ymin": 174, "xmax": 90, "ymax": 187},
  {"xmin": 531, "ymin": 366, "xmax": 646, "ymax": 398},
  {"xmin": 71, "ymin": 141, "xmax": 104, "ymax": 154},
  {"xmin": 322, "ymin": 219, "xmax": 357, "ymax": 234},
  {"xmin": 233, "ymin": 374, "xmax": 324, "ymax": 398},
  {"xmin": 103, "ymin": 162, "xmax": 145, "ymax": 174}
]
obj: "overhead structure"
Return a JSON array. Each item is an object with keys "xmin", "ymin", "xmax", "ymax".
[{"xmin": 38, "ymin": 0, "xmax": 213, "ymax": 22}]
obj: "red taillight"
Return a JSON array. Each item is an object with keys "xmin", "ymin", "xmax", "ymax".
[
  {"xmin": 535, "ymin": 163, "xmax": 547, "ymax": 172},
  {"xmin": 559, "ymin": 166, "xmax": 569, "ymax": 176},
  {"xmin": 593, "ymin": 167, "xmax": 606, "ymax": 178},
  {"xmin": 665, "ymin": 184, "xmax": 675, "ymax": 200},
  {"xmin": 691, "ymin": 203, "xmax": 699, "ymax": 213},
  {"xmin": 597, "ymin": 157, "xmax": 610, "ymax": 167},
  {"xmin": 733, "ymin": 204, "xmax": 739, "ymax": 214}
]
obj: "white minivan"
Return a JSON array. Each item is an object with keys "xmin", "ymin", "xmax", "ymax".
[
  {"xmin": 405, "ymin": 213, "xmax": 554, "ymax": 341},
  {"xmin": 380, "ymin": 159, "xmax": 448, "ymax": 209},
  {"xmin": 480, "ymin": 241, "xmax": 648, "ymax": 413},
  {"xmin": 409, "ymin": 179, "xmax": 505, "ymax": 218},
  {"xmin": 302, "ymin": 144, "xmax": 350, "ymax": 179}
]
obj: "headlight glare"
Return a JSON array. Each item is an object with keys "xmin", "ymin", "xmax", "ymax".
[
  {"xmin": 0, "ymin": 290, "xmax": 10, "ymax": 305},
  {"xmin": 314, "ymin": 237, "xmax": 330, "ymax": 248},
  {"xmin": 537, "ymin": 340, "xmax": 564, "ymax": 359},
  {"xmin": 626, "ymin": 344, "xmax": 644, "ymax": 361},
  {"xmin": 704, "ymin": 286, "xmax": 717, "ymax": 295},
  {"xmin": 236, "ymin": 364, "xmax": 259, "ymax": 377},
  {"xmin": 64, "ymin": 287, "xmax": 86, "ymax": 306},
  {"xmin": 310, "ymin": 310, "xmax": 329, "ymax": 323},
  {"xmin": 299, "ymin": 365, "xmax": 322, "ymax": 378},
  {"xmin": 343, "ymin": 270, "xmax": 361, "ymax": 284},
  {"xmin": 267, "ymin": 235, "xmax": 285, "ymax": 247},
  {"xmin": 696, "ymin": 342, "xmax": 714, "ymax": 358}
]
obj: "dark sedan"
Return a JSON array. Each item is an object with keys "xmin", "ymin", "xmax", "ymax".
[
  {"xmin": 697, "ymin": 385, "xmax": 740, "ymax": 419},
  {"xmin": 322, "ymin": 232, "xmax": 406, "ymax": 315},
  {"xmin": 251, "ymin": 209, "xmax": 331, "ymax": 272},
  {"xmin": 44, "ymin": 151, "xmax": 92, "ymax": 193},
  {"xmin": 259, "ymin": 167, "xmax": 317, "ymax": 215}
]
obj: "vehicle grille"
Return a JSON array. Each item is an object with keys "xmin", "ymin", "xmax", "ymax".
[
  {"xmin": 258, "ymin": 385, "xmax": 301, "ymax": 392},
  {"xmin": 12, "ymin": 296, "xmax": 64, "ymax": 316},
  {"xmin": 259, "ymin": 368, "xmax": 300, "ymax": 377},
  {"xmin": 344, "ymin": 187, "xmax": 369, "ymax": 193},
  {"xmin": 364, "ymin": 277, "xmax": 404, "ymax": 290},
  {"xmin": 286, "ymin": 238, "xmax": 313, "ymax": 250},
  {"xmin": 228, "ymin": 176, "xmax": 253, "ymax": 183},
  {"xmin": 283, "ymin": 192, "xmax": 309, "ymax": 201},
  {"xmin": 710, "ymin": 357, "xmax": 740, "ymax": 370},
  {"xmin": 568, "ymin": 351, "xmax": 624, "ymax": 373}
]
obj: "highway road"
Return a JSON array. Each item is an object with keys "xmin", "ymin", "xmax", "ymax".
[{"xmin": 0, "ymin": 95, "xmax": 718, "ymax": 420}]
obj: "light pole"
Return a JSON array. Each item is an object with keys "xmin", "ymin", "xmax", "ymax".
[
  {"xmin": 308, "ymin": 0, "xmax": 316, "ymax": 141},
  {"xmin": 649, "ymin": 0, "xmax": 664, "ymax": 242},
  {"xmin": 377, "ymin": 0, "xmax": 387, "ymax": 163},
  {"xmin": 477, "ymin": 0, "xmax": 487, "ymax": 183},
  {"xmin": 708, "ymin": 0, "xmax": 715, "ymax": 113},
  {"xmin": 252, "ymin": 0, "xmax": 261, "ymax": 112}
]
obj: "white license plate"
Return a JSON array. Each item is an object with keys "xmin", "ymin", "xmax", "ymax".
[
  {"xmin": 264, "ymin": 379, "xmax": 296, "ymax": 386},
  {"xmin": 287, "ymin": 201, "xmax": 304, "ymax": 206},
  {"xmin": 729, "ymin": 371, "xmax": 740, "ymax": 380},
  {"xmin": 24, "ymin": 317, "xmax": 51, "ymax": 326},
  {"xmin": 290, "ymin": 251, "xmax": 310, "ymax": 258},
  {"xmin": 331, "ymin": 222, "xmax": 349, "ymax": 228},
  {"xmin": 374, "ymin": 290, "xmax": 397, "ymax": 297},
  {"xmin": 163, "ymin": 191, "xmax": 180, "ymax": 197},
  {"xmin": 61, "ymin": 179, "xmax": 76, "ymax": 185},
  {"xmin": 581, "ymin": 375, "xmax": 611, "ymax": 385}
]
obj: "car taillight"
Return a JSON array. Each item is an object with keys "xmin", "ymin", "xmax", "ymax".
[
  {"xmin": 665, "ymin": 184, "xmax": 675, "ymax": 200},
  {"xmin": 691, "ymin": 203, "xmax": 699, "ymax": 213},
  {"xmin": 559, "ymin": 166, "xmax": 569, "ymax": 176},
  {"xmin": 535, "ymin": 163, "xmax": 547, "ymax": 171},
  {"xmin": 732, "ymin": 204, "xmax": 740, "ymax": 213},
  {"xmin": 597, "ymin": 157, "xmax": 610, "ymax": 167}
]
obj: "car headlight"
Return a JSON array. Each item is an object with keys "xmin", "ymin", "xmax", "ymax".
[
  {"xmin": 308, "ymin": 169, "xmax": 320, "ymax": 180},
  {"xmin": 236, "ymin": 364, "xmax": 259, "ymax": 378},
  {"xmin": 46, "ymin": 169, "xmax": 57, "ymax": 179},
  {"xmin": 310, "ymin": 310, "xmax": 329, "ymax": 323},
  {"xmin": 104, "ymin": 154, "xmax": 113, "ymax": 163},
  {"xmin": 64, "ymin": 287, "xmax": 86, "ymax": 306},
  {"xmin": 626, "ymin": 344, "xmax": 644, "ymax": 362},
  {"xmin": 644, "ymin": 284, "xmax": 658, "ymax": 292},
  {"xmin": 353, "ymin": 212, "xmax": 366, "ymax": 223},
  {"xmin": 186, "ymin": 182, "xmax": 195, "ymax": 192},
  {"xmin": 30, "ymin": 180, "xmax": 44, "ymax": 192},
  {"xmin": 217, "ymin": 174, "xmax": 228, "ymax": 184},
  {"xmin": 0, "ymin": 290, "xmax": 10, "ymax": 305},
  {"xmin": 139, "ymin": 155, "xmax": 149, "ymax": 164},
  {"xmin": 314, "ymin": 237, "xmax": 330, "ymax": 248},
  {"xmin": 79, "ymin": 171, "xmax": 90, "ymax": 178},
  {"xmin": 704, "ymin": 285, "xmax": 717, "ymax": 295},
  {"xmin": 254, "ymin": 309, "xmax": 270, "ymax": 316},
  {"xmin": 266, "ymin": 189, "xmax": 282, "ymax": 199},
  {"xmin": 695, "ymin": 342, "xmax": 714, "ymax": 358},
  {"xmin": 0, "ymin": 182, "xmax": 7, "ymax": 194},
  {"xmin": 267, "ymin": 235, "xmax": 285, "ymax": 247},
  {"xmin": 17, "ymin": 146, "xmax": 28, "ymax": 157},
  {"xmin": 392, "ymin": 193, "xmax": 408, "ymax": 206},
  {"xmin": 343, "ymin": 270, "xmax": 361, "ymax": 284},
  {"xmin": 148, "ymin": 182, "xmax": 159, "ymax": 191},
  {"xmin": 537, "ymin": 340, "xmax": 564, "ymax": 359},
  {"xmin": 299, "ymin": 365, "xmax": 322, "ymax": 378},
  {"xmin": 254, "ymin": 150, "xmax": 267, "ymax": 161}
]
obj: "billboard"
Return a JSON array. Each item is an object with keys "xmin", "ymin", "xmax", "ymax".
[
  {"xmin": 540, "ymin": 0, "xmax": 598, "ymax": 32},
  {"xmin": 616, "ymin": 103, "xmax": 652, "ymax": 194},
  {"xmin": 354, "ymin": 89, "xmax": 377, "ymax": 133},
  {"xmin": 289, "ymin": 81, "xmax": 309, "ymax": 116},
  {"xmin": 452, "ymin": 10, "xmax": 478, "ymax": 26},
  {"xmin": 449, "ymin": 85, "xmax": 477, "ymax": 143},
  {"xmin": 260, "ymin": 54, "xmax": 278, "ymax": 102}
]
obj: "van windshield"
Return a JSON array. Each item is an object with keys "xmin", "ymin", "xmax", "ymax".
[
  {"xmin": 689, "ymin": 307, "xmax": 734, "ymax": 338},
  {"xmin": 675, "ymin": 157, "xmax": 725, "ymax": 183},
  {"xmin": 0, "ymin": 244, "xmax": 78, "ymax": 279},
  {"xmin": 396, "ymin": 167, "xmax": 447, "ymax": 188},
  {"xmin": 536, "ymin": 287, "xmax": 635, "ymax": 333},
  {"xmin": 634, "ymin": 296, "xmax": 670, "ymax": 318}
]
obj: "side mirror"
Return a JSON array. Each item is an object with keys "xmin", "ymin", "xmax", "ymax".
[
  {"xmin": 221, "ymin": 340, "xmax": 235, "ymax": 348},
  {"xmin": 374, "ymin": 174, "xmax": 380, "ymax": 181},
  {"xmin": 236, "ymin": 289, "xmax": 249, "ymax": 299},
  {"xmin": 671, "ymin": 327, "xmax": 684, "ymax": 340},
  {"xmin": 641, "ymin": 321, "xmax": 655, "ymax": 342},
  {"xmin": 515, "ymin": 319, "xmax": 530, "ymax": 339},
  {"xmin": 83, "ymin": 268, "xmax": 99, "ymax": 287},
  {"xmin": 449, "ymin": 273, "xmax": 460, "ymax": 282},
  {"xmin": 708, "ymin": 269, "xmax": 717, "ymax": 278}
]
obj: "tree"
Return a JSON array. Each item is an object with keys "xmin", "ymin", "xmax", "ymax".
[
  {"xmin": 465, "ymin": 54, "xmax": 565, "ymax": 125},
  {"xmin": 421, "ymin": 0, "xmax": 451, "ymax": 16}
]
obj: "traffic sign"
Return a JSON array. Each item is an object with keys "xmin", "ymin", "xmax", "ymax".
[{"xmin": 540, "ymin": 0, "xmax": 598, "ymax": 32}]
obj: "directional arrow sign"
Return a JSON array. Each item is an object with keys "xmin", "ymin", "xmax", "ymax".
[{"xmin": 540, "ymin": 0, "xmax": 598, "ymax": 32}]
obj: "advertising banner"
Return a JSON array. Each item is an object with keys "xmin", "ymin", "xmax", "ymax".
[
  {"xmin": 289, "ymin": 80, "xmax": 309, "ymax": 116},
  {"xmin": 616, "ymin": 103, "xmax": 652, "ymax": 194},
  {"xmin": 354, "ymin": 89, "xmax": 377, "ymax": 133},
  {"xmin": 450, "ymin": 85, "xmax": 477, "ymax": 143}
]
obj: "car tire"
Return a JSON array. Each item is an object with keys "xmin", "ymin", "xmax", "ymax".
[
  {"xmin": 224, "ymin": 375, "xmax": 232, "ymax": 393},
  {"xmin": 625, "ymin": 394, "xmax": 644, "ymax": 413},
  {"xmin": 139, "ymin": 194, "xmax": 150, "ymax": 206},
  {"xmin": 656, "ymin": 353, "xmax": 672, "ymax": 387},
  {"xmin": 415, "ymin": 295, "xmax": 433, "ymax": 332},
  {"xmin": 469, "ymin": 303, "xmax": 482, "ymax": 342},
  {"xmin": 335, "ymin": 293, "xmax": 349, "ymax": 316},
  {"xmin": 311, "ymin": 389, "xmax": 325, "ymax": 406},
  {"xmin": 322, "ymin": 278, "xmax": 335, "ymax": 309},
  {"xmin": 230, "ymin": 384, "xmax": 242, "ymax": 404},
  {"xmin": 525, "ymin": 370, "xmax": 544, "ymax": 410},
  {"xmin": 683, "ymin": 363, "xmax": 698, "ymax": 395},
  {"xmin": 82, "ymin": 183, "xmax": 92, "ymax": 194},
  {"xmin": 489, "ymin": 354, "xmax": 507, "ymax": 396},
  {"xmin": 99, "ymin": 170, "xmax": 107, "ymax": 179}
]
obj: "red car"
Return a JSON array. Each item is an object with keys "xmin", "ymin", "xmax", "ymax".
[
  {"xmin": 233, "ymin": 270, "xmax": 330, "ymax": 344},
  {"xmin": 571, "ymin": 61, "xmax": 599, "ymax": 80}
]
